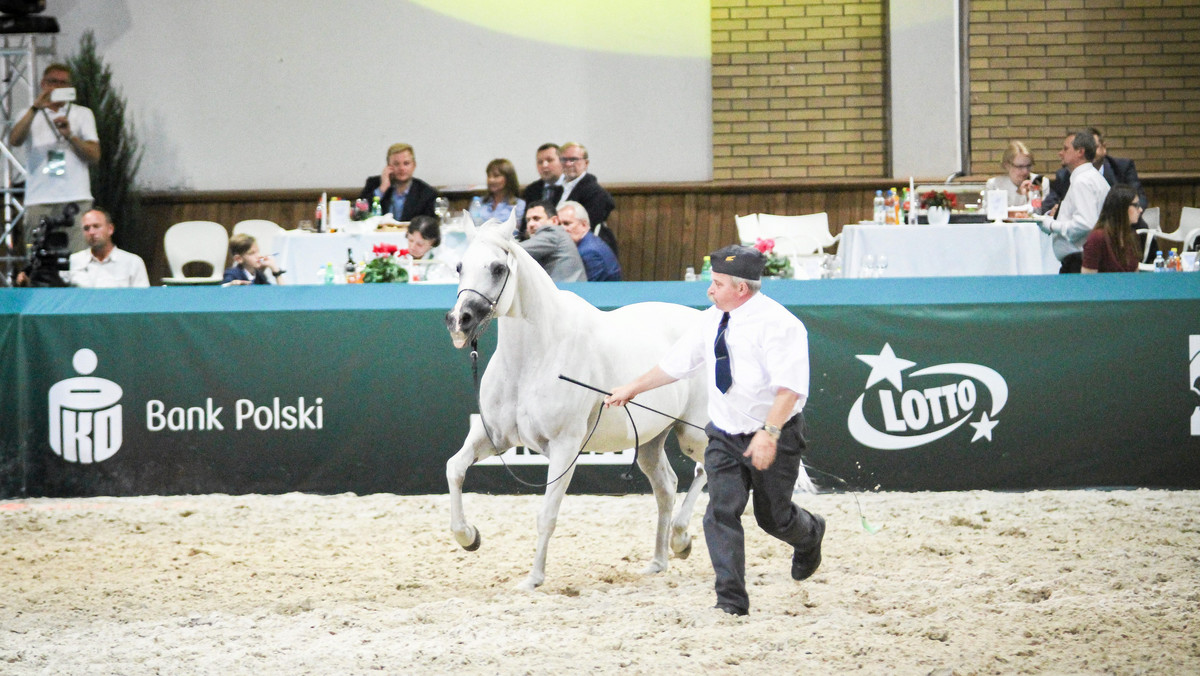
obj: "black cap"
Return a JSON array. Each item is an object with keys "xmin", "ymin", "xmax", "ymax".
[{"xmin": 709, "ymin": 245, "xmax": 764, "ymax": 280}]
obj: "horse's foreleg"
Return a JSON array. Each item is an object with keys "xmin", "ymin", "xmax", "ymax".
[
  {"xmin": 671, "ymin": 463, "xmax": 706, "ymax": 559},
  {"xmin": 447, "ymin": 414, "xmax": 500, "ymax": 551},
  {"xmin": 636, "ymin": 435, "xmax": 678, "ymax": 576},
  {"xmin": 520, "ymin": 447, "xmax": 579, "ymax": 592}
]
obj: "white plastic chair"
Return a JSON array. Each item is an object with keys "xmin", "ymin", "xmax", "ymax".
[
  {"xmin": 1157, "ymin": 207, "xmax": 1200, "ymax": 252},
  {"xmin": 232, "ymin": 219, "xmax": 285, "ymax": 256},
  {"xmin": 734, "ymin": 214, "xmax": 760, "ymax": 246},
  {"xmin": 161, "ymin": 221, "xmax": 229, "ymax": 285},
  {"xmin": 755, "ymin": 212, "xmax": 840, "ymax": 255}
]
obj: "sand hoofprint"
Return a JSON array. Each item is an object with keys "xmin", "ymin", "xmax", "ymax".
[{"xmin": 1, "ymin": 489, "xmax": 1197, "ymax": 674}]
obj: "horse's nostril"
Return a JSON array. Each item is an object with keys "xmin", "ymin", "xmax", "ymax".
[{"xmin": 461, "ymin": 311, "xmax": 473, "ymax": 325}]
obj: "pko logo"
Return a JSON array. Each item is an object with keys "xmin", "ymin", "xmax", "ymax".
[
  {"xmin": 48, "ymin": 348, "xmax": 123, "ymax": 463},
  {"xmin": 847, "ymin": 343, "xmax": 1007, "ymax": 450}
]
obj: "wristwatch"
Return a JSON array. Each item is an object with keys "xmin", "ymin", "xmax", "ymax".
[{"xmin": 761, "ymin": 423, "xmax": 781, "ymax": 440}]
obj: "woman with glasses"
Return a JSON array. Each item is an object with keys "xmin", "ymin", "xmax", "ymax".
[
  {"xmin": 1081, "ymin": 185, "xmax": 1142, "ymax": 273},
  {"xmin": 986, "ymin": 141, "xmax": 1045, "ymax": 208}
]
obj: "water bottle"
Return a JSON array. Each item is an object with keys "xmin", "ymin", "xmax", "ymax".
[
  {"xmin": 684, "ymin": 266, "xmax": 697, "ymax": 282},
  {"xmin": 700, "ymin": 256, "xmax": 712, "ymax": 281},
  {"xmin": 344, "ymin": 248, "xmax": 357, "ymax": 283},
  {"xmin": 469, "ymin": 195, "xmax": 484, "ymax": 225},
  {"xmin": 872, "ymin": 190, "xmax": 885, "ymax": 224},
  {"xmin": 323, "ymin": 263, "xmax": 335, "ymax": 285},
  {"xmin": 1166, "ymin": 248, "xmax": 1180, "ymax": 272},
  {"xmin": 884, "ymin": 189, "xmax": 897, "ymax": 224},
  {"xmin": 370, "ymin": 196, "xmax": 383, "ymax": 217},
  {"xmin": 1153, "ymin": 251, "xmax": 1165, "ymax": 272}
]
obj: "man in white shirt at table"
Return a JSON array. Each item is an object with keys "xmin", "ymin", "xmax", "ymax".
[
  {"xmin": 67, "ymin": 208, "xmax": 149, "ymax": 288},
  {"xmin": 1035, "ymin": 130, "xmax": 1110, "ymax": 274}
]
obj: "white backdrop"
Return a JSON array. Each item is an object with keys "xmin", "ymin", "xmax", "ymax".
[{"xmin": 40, "ymin": 0, "xmax": 711, "ymax": 191}]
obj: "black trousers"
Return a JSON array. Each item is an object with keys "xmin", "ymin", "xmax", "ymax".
[
  {"xmin": 1059, "ymin": 252, "xmax": 1082, "ymax": 274},
  {"xmin": 702, "ymin": 414, "xmax": 822, "ymax": 613}
]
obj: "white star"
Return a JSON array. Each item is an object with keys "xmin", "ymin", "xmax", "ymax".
[
  {"xmin": 855, "ymin": 343, "xmax": 916, "ymax": 390},
  {"xmin": 969, "ymin": 412, "xmax": 999, "ymax": 442}
]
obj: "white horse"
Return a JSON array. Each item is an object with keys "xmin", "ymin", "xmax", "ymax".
[{"xmin": 444, "ymin": 215, "xmax": 710, "ymax": 591}]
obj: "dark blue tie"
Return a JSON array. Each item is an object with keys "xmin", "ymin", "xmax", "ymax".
[{"xmin": 714, "ymin": 312, "xmax": 732, "ymax": 393}]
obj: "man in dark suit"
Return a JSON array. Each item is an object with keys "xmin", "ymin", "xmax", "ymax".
[
  {"xmin": 557, "ymin": 142, "xmax": 618, "ymax": 257},
  {"xmin": 358, "ymin": 143, "xmax": 439, "ymax": 222},
  {"xmin": 520, "ymin": 143, "xmax": 565, "ymax": 206},
  {"xmin": 1042, "ymin": 127, "xmax": 1148, "ymax": 214}
]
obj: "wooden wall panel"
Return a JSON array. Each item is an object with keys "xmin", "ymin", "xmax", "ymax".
[{"xmin": 137, "ymin": 175, "xmax": 1200, "ymax": 284}]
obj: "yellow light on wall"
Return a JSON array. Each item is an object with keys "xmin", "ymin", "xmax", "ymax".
[{"xmin": 408, "ymin": 0, "xmax": 710, "ymax": 58}]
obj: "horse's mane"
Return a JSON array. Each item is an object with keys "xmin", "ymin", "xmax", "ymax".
[{"xmin": 472, "ymin": 223, "xmax": 595, "ymax": 318}]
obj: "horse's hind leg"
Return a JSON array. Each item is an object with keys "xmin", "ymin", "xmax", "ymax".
[
  {"xmin": 447, "ymin": 414, "xmax": 501, "ymax": 551},
  {"xmin": 671, "ymin": 463, "xmax": 706, "ymax": 559},
  {"xmin": 636, "ymin": 432, "xmax": 678, "ymax": 575},
  {"xmin": 521, "ymin": 445, "xmax": 580, "ymax": 591},
  {"xmin": 669, "ymin": 425, "xmax": 710, "ymax": 559}
]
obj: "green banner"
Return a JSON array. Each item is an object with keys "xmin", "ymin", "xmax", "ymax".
[{"xmin": 2, "ymin": 274, "xmax": 1198, "ymax": 498}]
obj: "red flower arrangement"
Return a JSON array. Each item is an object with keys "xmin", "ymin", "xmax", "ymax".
[{"xmin": 920, "ymin": 190, "xmax": 959, "ymax": 209}]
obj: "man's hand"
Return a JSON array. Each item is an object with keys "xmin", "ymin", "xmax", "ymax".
[
  {"xmin": 379, "ymin": 166, "xmax": 392, "ymax": 193},
  {"xmin": 604, "ymin": 384, "xmax": 638, "ymax": 408},
  {"xmin": 32, "ymin": 88, "xmax": 53, "ymax": 111},
  {"xmin": 744, "ymin": 431, "xmax": 777, "ymax": 470},
  {"xmin": 53, "ymin": 116, "xmax": 71, "ymax": 138}
]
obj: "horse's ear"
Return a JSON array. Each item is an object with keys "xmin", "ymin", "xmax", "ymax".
[
  {"xmin": 480, "ymin": 208, "xmax": 517, "ymax": 240},
  {"xmin": 462, "ymin": 210, "xmax": 478, "ymax": 243}
]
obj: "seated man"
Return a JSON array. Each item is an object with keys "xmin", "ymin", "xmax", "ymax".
[
  {"xmin": 66, "ymin": 207, "xmax": 149, "ymax": 288},
  {"xmin": 557, "ymin": 142, "xmax": 618, "ymax": 256},
  {"xmin": 519, "ymin": 200, "xmax": 586, "ymax": 283},
  {"xmin": 1042, "ymin": 127, "xmax": 1148, "ymax": 214},
  {"xmin": 520, "ymin": 143, "xmax": 564, "ymax": 206},
  {"xmin": 557, "ymin": 201, "xmax": 622, "ymax": 282},
  {"xmin": 223, "ymin": 233, "xmax": 284, "ymax": 285},
  {"xmin": 358, "ymin": 143, "xmax": 439, "ymax": 221},
  {"xmin": 1035, "ymin": 130, "xmax": 1110, "ymax": 274}
]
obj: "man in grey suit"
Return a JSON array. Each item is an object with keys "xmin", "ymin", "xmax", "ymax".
[{"xmin": 518, "ymin": 200, "xmax": 586, "ymax": 283}]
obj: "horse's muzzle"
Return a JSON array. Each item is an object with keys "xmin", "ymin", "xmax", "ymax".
[{"xmin": 445, "ymin": 295, "xmax": 493, "ymax": 349}]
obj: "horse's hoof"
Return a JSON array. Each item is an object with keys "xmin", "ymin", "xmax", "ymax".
[
  {"xmin": 516, "ymin": 576, "xmax": 542, "ymax": 592},
  {"xmin": 675, "ymin": 540, "xmax": 693, "ymax": 560},
  {"xmin": 463, "ymin": 529, "xmax": 482, "ymax": 552}
]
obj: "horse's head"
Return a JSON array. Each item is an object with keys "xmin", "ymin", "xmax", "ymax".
[{"xmin": 445, "ymin": 210, "xmax": 519, "ymax": 349}]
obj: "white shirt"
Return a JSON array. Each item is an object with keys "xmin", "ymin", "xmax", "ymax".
[
  {"xmin": 1041, "ymin": 162, "xmax": 1110, "ymax": 260},
  {"xmin": 24, "ymin": 103, "xmax": 99, "ymax": 206},
  {"xmin": 68, "ymin": 246, "xmax": 150, "ymax": 288},
  {"xmin": 659, "ymin": 291, "xmax": 809, "ymax": 434},
  {"xmin": 558, "ymin": 171, "xmax": 587, "ymax": 206}
]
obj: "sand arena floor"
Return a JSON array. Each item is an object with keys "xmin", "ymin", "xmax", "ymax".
[{"xmin": 1, "ymin": 489, "xmax": 1197, "ymax": 675}]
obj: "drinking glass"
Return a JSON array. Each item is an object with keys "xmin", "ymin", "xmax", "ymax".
[
  {"xmin": 863, "ymin": 254, "xmax": 875, "ymax": 278},
  {"xmin": 876, "ymin": 255, "xmax": 888, "ymax": 277}
]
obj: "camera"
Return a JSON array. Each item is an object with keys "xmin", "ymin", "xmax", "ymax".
[{"xmin": 24, "ymin": 203, "xmax": 76, "ymax": 287}]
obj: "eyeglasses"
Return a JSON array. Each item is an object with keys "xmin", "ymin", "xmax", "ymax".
[
  {"xmin": 561, "ymin": 157, "xmax": 584, "ymax": 164},
  {"xmin": 1009, "ymin": 162, "xmax": 1033, "ymax": 169},
  {"xmin": 1130, "ymin": 203, "xmax": 1142, "ymax": 210},
  {"xmin": 43, "ymin": 78, "xmax": 70, "ymax": 86}
]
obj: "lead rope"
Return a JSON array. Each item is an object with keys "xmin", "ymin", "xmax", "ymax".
[{"xmin": 469, "ymin": 340, "xmax": 639, "ymax": 488}]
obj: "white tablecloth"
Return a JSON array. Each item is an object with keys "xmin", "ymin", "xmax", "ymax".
[
  {"xmin": 277, "ymin": 230, "xmax": 465, "ymax": 285},
  {"xmin": 838, "ymin": 222, "xmax": 1059, "ymax": 278}
]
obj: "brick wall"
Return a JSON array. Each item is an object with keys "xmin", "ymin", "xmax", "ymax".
[
  {"xmin": 710, "ymin": 0, "xmax": 888, "ymax": 180},
  {"xmin": 967, "ymin": 0, "xmax": 1200, "ymax": 175},
  {"xmin": 712, "ymin": 0, "xmax": 1200, "ymax": 180}
]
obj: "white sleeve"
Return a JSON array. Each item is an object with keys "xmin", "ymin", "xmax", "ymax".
[{"xmin": 659, "ymin": 321, "xmax": 707, "ymax": 381}]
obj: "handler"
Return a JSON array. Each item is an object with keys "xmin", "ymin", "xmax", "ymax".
[{"xmin": 605, "ymin": 244, "xmax": 824, "ymax": 616}]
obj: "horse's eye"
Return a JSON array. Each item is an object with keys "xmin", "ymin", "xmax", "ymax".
[
  {"xmin": 489, "ymin": 261, "xmax": 507, "ymax": 277},
  {"xmin": 456, "ymin": 262, "xmax": 462, "ymax": 274}
]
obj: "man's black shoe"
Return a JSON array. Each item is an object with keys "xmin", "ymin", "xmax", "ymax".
[
  {"xmin": 791, "ymin": 513, "xmax": 825, "ymax": 581},
  {"xmin": 714, "ymin": 603, "xmax": 748, "ymax": 616}
]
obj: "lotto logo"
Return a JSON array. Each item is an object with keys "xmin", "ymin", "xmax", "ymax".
[{"xmin": 47, "ymin": 349, "xmax": 123, "ymax": 463}]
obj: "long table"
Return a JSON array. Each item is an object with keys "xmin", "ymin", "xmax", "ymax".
[
  {"xmin": 838, "ymin": 222, "xmax": 1059, "ymax": 278},
  {"xmin": 277, "ymin": 230, "xmax": 410, "ymax": 284}
]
